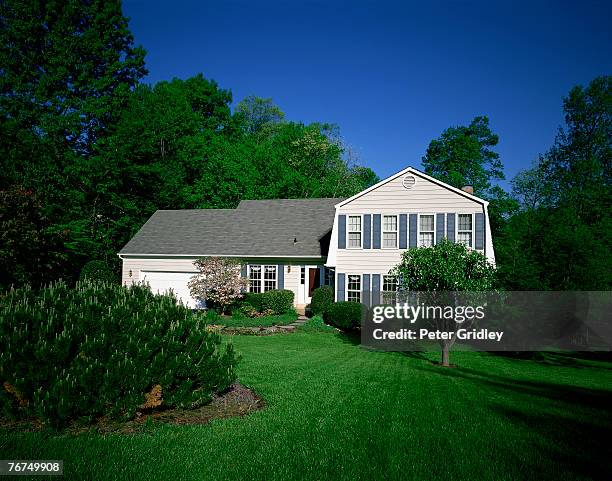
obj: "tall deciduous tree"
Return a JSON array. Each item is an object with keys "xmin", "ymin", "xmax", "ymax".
[
  {"xmin": 422, "ymin": 116, "xmax": 504, "ymax": 196},
  {"xmin": 235, "ymin": 96, "xmax": 285, "ymax": 134}
]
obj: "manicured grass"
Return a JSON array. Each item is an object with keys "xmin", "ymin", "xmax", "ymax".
[
  {"xmin": 209, "ymin": 311, "xmax": 298, "ymax": 327},
  {"xmin": 1, "ymin": 332, "xmax": 611, "ymax": 480}
]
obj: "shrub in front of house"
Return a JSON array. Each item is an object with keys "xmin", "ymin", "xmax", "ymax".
[
  {"xmin": 310, "ymin": 286, "xmax": 334, "ymax": 315},
  {"xmin": 79, "ymin": 259, "xmax": 116, "ymax": 283},
  {"xmin": 236, "ymin": 289, "xmax": 295, "ymax": 316},
  {"xmin": 0, "ymin": 280, "xmax": 237, "ymax": 428},
  {"xmin": 323, "ymin": 302, "xmax": 365, "ymax": 331}
]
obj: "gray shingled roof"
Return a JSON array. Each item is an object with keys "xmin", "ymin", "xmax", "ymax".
[{"xmin": 119, "ymin": 198, "xmax": 342, "ymax": 257}]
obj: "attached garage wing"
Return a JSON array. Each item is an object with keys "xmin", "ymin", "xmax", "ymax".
[{"xmin": 140, "ymin": 271, "xmax": 200, "ymax": 309}]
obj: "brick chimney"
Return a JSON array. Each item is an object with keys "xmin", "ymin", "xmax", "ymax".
[{"xmin": 461, "ymin": 185, "xmax": 474, "ymax": 194}]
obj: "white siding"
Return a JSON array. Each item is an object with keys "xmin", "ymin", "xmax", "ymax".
[
  {"xmin": 339, "ymin": 172, "xmax": 482, "ymax": 213},
  {"xmin": 328, "ymin": 168, "xmax": 493, "ymax": 275},
  {"xmin": 121, "ymin": 256, "xmax": 318, "ymax": 307}
]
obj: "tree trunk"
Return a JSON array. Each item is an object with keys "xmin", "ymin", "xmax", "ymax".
[{"xmin": 441, "ymin": 343, "xmax": 450, "ymax": 367}]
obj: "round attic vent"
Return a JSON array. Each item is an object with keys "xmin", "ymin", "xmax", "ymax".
[{"xmin": 402, "ymin": 174, "xmax": 417, "ymax": 189}]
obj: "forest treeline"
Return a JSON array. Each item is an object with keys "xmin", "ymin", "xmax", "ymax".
[{"xmin": 0, "ymin": 1, "xmax": 610, "ymax": 290}]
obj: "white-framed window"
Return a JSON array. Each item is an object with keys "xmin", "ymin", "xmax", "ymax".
[
  {"xmin": 249, "ymin": 265, "xmax": 262, "ymax": 293},
  {"xmin": 382, "ymin": 275, "xmax": 397, "ymax": 304},
  {"xmin": 457, "ymin": 214, "xmax": 473, "ymax": 247},
  {"xmin": 383, "ymin": 215, "xmax": 398, "ymax": 248},
  {"xmin": 264, "ymin": 265, "xmax": 277, "ymax": 291},
  {"xmin": 347, "ymin": 215, "xmax": 362, "ymax": 248},
  {"xmin": 249, "ymin": 265, "xmax": 277, "ymax": 293},
  {"xmin": 325, "ymin": 267, "xmax": 335, "ymax": 286},
  {"xmin": 347, "ymin": 274, "xmax": 361, "ymax": 303},
  {"xmin": 300, "ymin": 266, "xmax": 305, "ymax": 285},
  {"xmin": 419, "ymin": 214, "xmax": 435, "ymax": 247}
]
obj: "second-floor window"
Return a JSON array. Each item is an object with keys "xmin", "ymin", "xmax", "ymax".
[
  {"xmin": 383, "ymin": 215, "xmax": 398, "ymax": 248},
  {"xmin": 419, "ymin": 214, "xmax": 435, "ymax": 247},
  {"xmin": 348, "ymin": 215, "xmax": 362, "ymax": 248},
  {"xmin": 457, "ymin": 214, "xmax": 473, "ymax": 247}
]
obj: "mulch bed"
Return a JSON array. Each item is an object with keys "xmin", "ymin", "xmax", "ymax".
[
  {"xmin": 0, "ymin": 383, "xmax": 265, "ymax": 435},
  {"xmin": 208, "ymin": 324, "xmax": 297, "ymax": 335}
]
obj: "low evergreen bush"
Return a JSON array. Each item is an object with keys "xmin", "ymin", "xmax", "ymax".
[
  {"xmin": 79, "ymin": 260, "xmax": 116, "ymax": 283},
  {"xmin": 323, "ymin": 302, "xmax": 365, "ymax": 331},
  {"xmin": 310, "ymin": 286, "xmax": 334, "ymax": 315},
  {"xmin": 0, "ymin": 280, "xmax": 237, "ymax": 428},
  {"xmin": 236, "ymin": 289, "xmax": 294, "ymax": 316}
]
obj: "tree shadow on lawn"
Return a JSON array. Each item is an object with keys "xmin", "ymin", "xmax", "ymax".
[
  {"xmin": 411, "ymin": 362, "xmax": 612, "ymax": 479},
  {"xmin": 490, "ymin": 351, "xmax": 612, "ymax": 370}
]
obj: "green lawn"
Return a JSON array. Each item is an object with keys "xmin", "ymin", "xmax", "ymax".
[{"xmin": 1, "ymin": 332, "xmax": 611, "ymax": 480}]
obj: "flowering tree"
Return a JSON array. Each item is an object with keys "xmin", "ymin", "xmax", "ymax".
[{"xmin": 188, "ymin": 257, "xmax": 248, "ymax": 313}]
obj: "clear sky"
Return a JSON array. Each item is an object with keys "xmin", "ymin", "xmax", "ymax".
[{"xmin": 123, "ymin": 0, "xmax": 611, "ymax": 186}]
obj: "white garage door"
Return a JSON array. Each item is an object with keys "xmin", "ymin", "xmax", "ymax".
[{"xmin": 140, "ymin": 271, "xmax": 200, "ymax": 309}]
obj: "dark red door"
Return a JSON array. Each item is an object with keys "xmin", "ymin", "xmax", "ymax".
[{"xmin": 308, "ymin": 268, "xmax": 320, "ymax": 297}]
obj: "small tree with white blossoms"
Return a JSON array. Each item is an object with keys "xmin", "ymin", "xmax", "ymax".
[{"xmin": 188, "ymin": 257, "xmax": 248, "ymax": 313}]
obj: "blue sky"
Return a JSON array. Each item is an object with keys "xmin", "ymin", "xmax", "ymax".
[{"xmin": 124, "ymin": 0, "xmax": 611, "ymax": 186}]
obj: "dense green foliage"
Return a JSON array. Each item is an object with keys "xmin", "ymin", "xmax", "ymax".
[
  {"xmin": 323, "ymin": 302, "xmax": 364, "ymax": 331},
  {"xmin": 207, "ymin": 310, "xmax": 298, "ymax": 328},
  {"xmin": 495, "ymin": 76, "xmax": 611, "ymax": 290},
  {"xmin": 79, "ymin": 260, "xmax": 116, "ymax": 283},
  {"xmin": 0, "ymin": 1, "xmax": 377, "ymax": 290},
  {"xmin": 310, "ymin": 285, "xmax": 334, "ymax": 315},
  {"xmin": 391, "ymin": 240, "xmax": 497, "ymax": 292},
  {"xmin": 1, "ymin": 333, "xmax": 610, "ymax": 480},
  {"xmin": 238, "ymin": 289, "xmax": 295, "ymax": 316},
  {"xmin": 0, "ymin": 281, "xmax": 237, "ymax": 428}
]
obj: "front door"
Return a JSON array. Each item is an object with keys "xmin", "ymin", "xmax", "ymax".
[{"xmin": 308, "ymin": 267, "xmax": 320, "ymax": 299}]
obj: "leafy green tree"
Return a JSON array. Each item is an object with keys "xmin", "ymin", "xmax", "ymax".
[
  {"xmin": 390, "ymin": 240, "xmax": 497, "ymax": 366},
  {"xmin": 496, "ymin": 76, "xmax": 611, "ymax": 290},
  {"xmin": 422, "ymin": 116, "xmax": 504, "ymax": 196},
  {"xmin": 235, "ymin": 96, "xmax": 285, "ymax": 134},
  {"xmin": 0, "ymin": 188, "xmax": 67, "ymax": 289}
]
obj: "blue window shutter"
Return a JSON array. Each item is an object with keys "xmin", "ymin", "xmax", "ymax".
[
  {"xmin": 399, "ymin": 214, "xmax": 407, "ymax": 249},
  {"xmin": 362, "ymin": 274, "xmax": 371, "ymax": 306},
  {"xmin": 446, "ymin": 213, "xmax": 456, "ymax": 242},
  {"xmin": 436, "ymin": 213, "xmax": 445, "ymax": 244},
  {"xmin": 277, "ymin": 264, "xmax": 284, "ymax": 289},
  {"xmin": 475, "ymin": 213, "xmax": 485, "ymax": 250},
  {"xmin": 319, "ymin": 266, "xmax": 325, "ymax": 286},
  {"xmin": 372, "ymin": 214, "xmax": 381, "ymax": 249},
  {"xmin": 409, "ymin": 214, "xmax": 418, "ymax": 248},
  {"xmin": 371, "ymin": 274, "xmax": 381, "ymax": 305},
  {"xmin": 337, "ymin": 273, "xmax": 345, "ymax": 301},
  {"xmin": 363, "ymin": 214, "xmax": 371, "ymax": 249},
  {"xmin": 338, "ymin": 215, "xmax": 346, "ymax": 249}
]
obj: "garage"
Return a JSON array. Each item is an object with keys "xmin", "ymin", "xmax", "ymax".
[{"xmin": 140, "ymin": 271, "xmax": 200, "ymax": 309}]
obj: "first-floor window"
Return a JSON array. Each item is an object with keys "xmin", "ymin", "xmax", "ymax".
[
  {"xmin": 325, "ymin": 267, "xmax": 335, "ymax": 286},
  {"xmin": 264, "ymin": 265, "xmax": 277, "ymax": 291},
  {"xmin": 347, "ymin": 274, "xmax": 361, "ymax": 303},
  {"xmin": 249, "ymin": 265, "xmax": 262, "ymax": 293},
  {"xmin": 419, "ymin": 214, "xmax": 435, "ymax": 247},
  {"xmin": 249, "ymin": 265, "xmax": 277, "ymax": 293},
  {"xmin": 457, "ymin": 214, "xmax": 473, "ymax": 247},
  {"xmin": 382, "ymin": 275, "xmax": 397, "ymax": 304}
]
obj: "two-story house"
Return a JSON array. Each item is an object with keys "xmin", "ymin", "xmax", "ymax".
[{"xmin": 119, "ymin": 167, "xmax": 495, "ymax": 309}]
